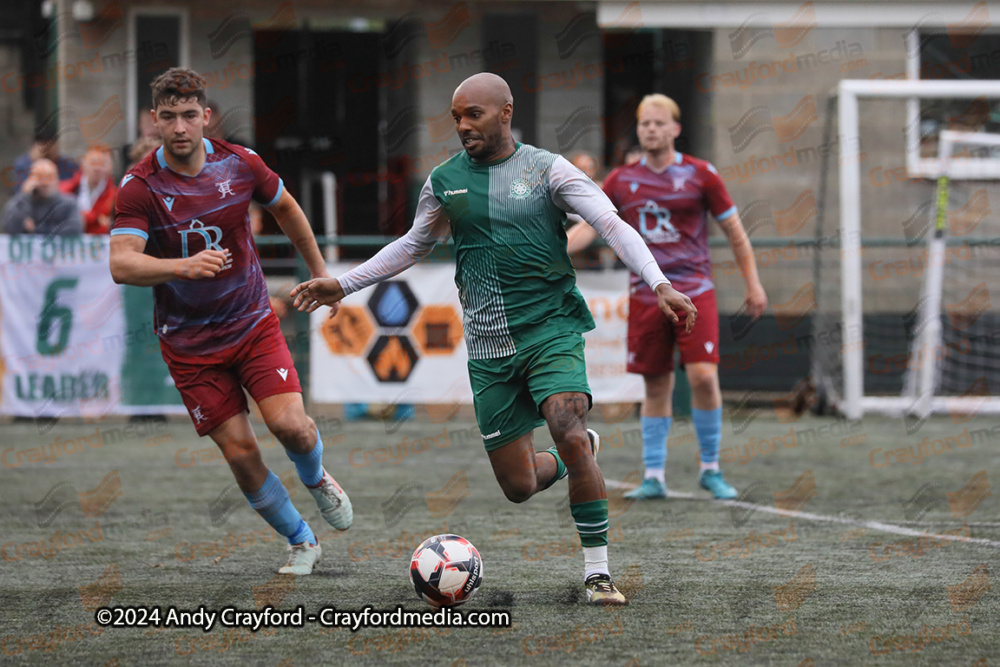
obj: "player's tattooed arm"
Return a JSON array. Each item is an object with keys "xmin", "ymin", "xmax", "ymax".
[
  {"xmin": 110, "ymin": 235, "xmax": 230, "ymax": 286},
  {"xmin": 717, "ymin": 212, "xmax": 767, "ymax": 319}
]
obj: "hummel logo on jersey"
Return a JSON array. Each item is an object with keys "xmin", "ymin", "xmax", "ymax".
[
  {"xmin": 277, "ymin": 368, "xmax": 289, "ymax": 381},
  {"xmin": 705, "ymin": 342, "xmax": 715, "ymax": 354},
  {"xmin": 163, "ymin": 196, "xmax": 175, "ymax": 211},
  {"xmin": 217, "ymin": 179, "xmax": 235, "ymax": 198},
  {"xmin": 482, "ymin": 430, "xmax": 502, "ymax": 440},
  {"xmin": 629, "ymin": 181, "xmax": 639, "ymax": 193},
  {"xmin": 444, "ymin": 188, "xmax": 468, "ymax": 196}
]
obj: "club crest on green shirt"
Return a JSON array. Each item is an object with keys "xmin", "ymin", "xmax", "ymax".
[{"xmin": 509, "ymin": 178, "xmax": 531, "ymax": 199}]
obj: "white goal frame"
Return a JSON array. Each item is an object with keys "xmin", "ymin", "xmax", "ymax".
[{"xmin": 838, "ymin": 79, "xmax": 1000, "ymax": 419}]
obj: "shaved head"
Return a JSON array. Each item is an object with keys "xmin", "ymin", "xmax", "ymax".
[
  {"xmin": 451, "ymin": 73, "xmax": 516, "ymax": 163},
  {"xmin": 453, "ymin": 73, "xmax": 513, "ymax": 109}
]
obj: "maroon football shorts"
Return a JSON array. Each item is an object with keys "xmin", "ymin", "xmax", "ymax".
[
  {"xmin": 626, "ymin": 289, "xmax": 720, "ymax": 375},
  {"xmin": 160, "ymin": 313, "xmax": 301, "ymax": 436}
]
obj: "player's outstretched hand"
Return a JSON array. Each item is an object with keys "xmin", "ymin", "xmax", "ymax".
[
  {"xmin": 655, "ymin": 283, "xmax": 698, "ymax": 333},
  {"xmin": 744, "ymin": 281, "xmax": 768, "ymax": 319},
  {"xmin": 291, "ymin": 277, "xmax": 345, "ymax": 314},
  {"xmin": 176, "ymin": 249, "xmax": 230, "ymax": 279}
]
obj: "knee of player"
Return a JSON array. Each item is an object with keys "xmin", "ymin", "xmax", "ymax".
[
  {"xmin": 498, "ymin": 477, "xmax": 535, "ymax": 504},
  {"xmin": 221, "ymin": 439, "xmax": 263, "ymax": 467},
  {"xmin": 556, "ymin": 432, "xmax": 591, "ymax": 468},
  {"xmin": 685, "ymin": 367, "xmax": 718, "ymax": 394},
  {"xmin": 644, "ymin": 374, "xmax": 674, "ymax": 399},
  {"xmin": 271, "ymin": 420, "xmax": 317, "ymax": 451}
]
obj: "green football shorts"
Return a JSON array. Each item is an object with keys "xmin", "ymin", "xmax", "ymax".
[{"xmin": 467, "ymin": 332, "xmax": 592, "ymax": 451}]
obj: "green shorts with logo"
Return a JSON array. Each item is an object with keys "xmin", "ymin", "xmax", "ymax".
[{"xmin": 467, "ymin": 332, "xmax": 592, "ymax": 451}]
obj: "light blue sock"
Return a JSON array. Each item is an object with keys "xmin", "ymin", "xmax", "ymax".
[
  {"xmin": 641, "ymin": 416, "xmax": 672, "ymax": 476},
  {"xmin": 285, "ymin": 430, "xmax": 324, "ymax": 487},
  {"xmin": 344, "ymin": 403, "xmax": 369, "ymax": 420},
  {"xmin": 693, "ymin": 407, "xmax": 723, "ymax": 464},
  {"xmin": 244, "ymin": 471, "xmax": 316, "ymax": 545}
]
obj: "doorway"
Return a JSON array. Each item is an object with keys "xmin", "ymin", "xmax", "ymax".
[{"xmin": 253, "ymin": 29, "xmax": 381, "ymax": 264}]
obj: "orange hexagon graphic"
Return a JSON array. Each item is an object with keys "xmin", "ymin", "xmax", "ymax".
[
  {"xmin": 412, "ymin": 305, "xmax": 464, "ymax": 355},
  {"xmin": 367, "ymin": 335, "xmax": 419, "ymax": 383},
  {"xmin": 320, "ymin": 305, "xmax": 375, "ymax": 356}
]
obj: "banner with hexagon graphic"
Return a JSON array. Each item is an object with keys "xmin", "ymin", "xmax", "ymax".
[
  {"xmin": 310, "ymin": 264, "xmax": 470, "ymax": 405},
  {"xmin": 310, "ymin": 264, "xmax": 643, "ymax": 405}
]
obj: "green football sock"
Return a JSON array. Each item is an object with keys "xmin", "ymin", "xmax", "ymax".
[
  {"xmin": 540, "ymin": 447, "xmax": 566, "ymax": 490},
  {"xmin": 571, "ymin": 499, "xmax": 609, "ymax": 547}
]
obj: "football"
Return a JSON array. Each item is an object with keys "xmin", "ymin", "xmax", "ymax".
[{"xmin": 409, "ymin": 534, "xmax": 483, "ymax": 608}]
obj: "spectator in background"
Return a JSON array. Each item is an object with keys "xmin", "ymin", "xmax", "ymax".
[
  {"xmin": 569, "ymin": 150, "xmax": 602, "ymax": 186},
  {"xmin": 12, "ymin": 132, "xmax": 78, "ymax": 192},
  {"xmin": 565, "ymin": 150, "xmax": 606, "ymax": 271},
  {"xmin": 624, "ymin": 145, "xmax": 643, "ymax": 165},
  {"xmin": 2, "ymin": 159, "xmax": 82, "ymax": 235},
  {"xmin": 126, "ymin": 135, "xmax": 163, "ymax": 171},
  {"xmin": 121, "ymin": 107, "xmax": 160, "ymax": 174},
  {"xmin": 60, "ymin": 145, "xmax": 117, "ymax": 234},
  {"xmin": 205, "ymin": 100, "xmax": 250, "ymax": 144},
  {"xmin": 205, "ymin": 100, "xmax": 227, "ymax": 140}
]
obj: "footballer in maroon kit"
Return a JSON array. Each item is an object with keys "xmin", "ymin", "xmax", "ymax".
[
  {"xmin": 110, "ymin": 68, "xmax": 351, "ymax": 575},
  {"xmin": 568, "ymin": 94, "xmax": 768, "ymax": 501}
]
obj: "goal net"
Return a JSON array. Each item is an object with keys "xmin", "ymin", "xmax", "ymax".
[{"xmin": 811, "ymin": 79, "xmax": 1000, "ymax": 420}]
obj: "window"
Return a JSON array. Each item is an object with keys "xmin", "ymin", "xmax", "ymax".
[{"xmin": 127, "ymin": 8, "xmax": 188, "ymax": 141}]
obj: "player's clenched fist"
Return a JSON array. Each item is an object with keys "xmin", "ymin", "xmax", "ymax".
[
  {"xmin": 291, "ymin": 277, "xmax": 345, "ymax": 314},
  {"xmin": 655, "ymin": 283, "xmax": 698, "ymax": 333},
  {"xmin": 175, "ymin": 249, "xmax": 230, "ymax": 279}
]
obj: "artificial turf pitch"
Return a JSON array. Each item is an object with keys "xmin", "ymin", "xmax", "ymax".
[{"xmin": 1, "ymin": 411, "xmax": 998, "ymax": 665}]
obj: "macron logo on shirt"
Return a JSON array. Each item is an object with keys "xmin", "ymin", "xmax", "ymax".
[{"xmin": 163, "ymin": 196, "xmax": 175, "ymax": 211}]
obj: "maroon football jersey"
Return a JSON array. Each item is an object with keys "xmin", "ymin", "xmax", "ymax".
[
  {"xmin": 112, "ymin": 138, "xmax": 282, "ymax": 354},
  {"xmin": 603, "ymin": 152, "xmax": 736, "ymax": 302}
]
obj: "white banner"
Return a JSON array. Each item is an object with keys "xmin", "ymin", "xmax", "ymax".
[
  {"xmin": 0, "ymin": 235, "xmax": 184, "ymax": 418},
  {"xmin": 310, "ymin": 263, "xmax": 472, "ymax": 405},
  {"xmin": 0, "ymin": 235, "xmax": 123, "ymax": 418},
  {"xmin": 310, "ymin": 263, "xmax": 643, "ymax": 404},
  {"xmin": 576, "ymin": 270, "xmax": 645, "ymax": 404}
]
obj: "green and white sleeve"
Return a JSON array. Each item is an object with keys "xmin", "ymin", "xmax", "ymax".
[
  {"xmin": 339, "ymin": 177, "xmax": 452, "ymax": 295},
  {"xmin": 549, "ymin": 156, "xmax": 671, "ymax": 290}
]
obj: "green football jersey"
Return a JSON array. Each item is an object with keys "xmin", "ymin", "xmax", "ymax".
[{"xmin": 429, "ymin": 143, "xmax": 595, "ymax": 360}]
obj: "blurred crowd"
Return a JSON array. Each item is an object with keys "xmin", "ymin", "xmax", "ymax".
[
  {"xmin": 2, "ymin": 105, "xmax": 179, "ymax": 237},
  {"xmin": 2, "ymin": 101, "xmax": 641, "ymax": 242}
]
